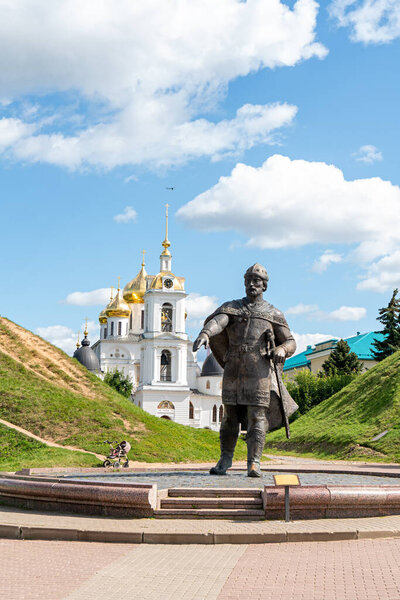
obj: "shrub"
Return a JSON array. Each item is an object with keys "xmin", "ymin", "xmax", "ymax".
[
  {"xmin": 285, "ymin": 369, "xmax": 358, "ymax": 416},
  {"xmin": 103, "ymin": 369, "xmax": 133, "ymax": 398}
]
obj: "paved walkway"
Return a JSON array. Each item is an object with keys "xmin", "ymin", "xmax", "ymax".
[
  {"xmin": 2, "ymin": 505, "xmax": 400, "ymax": 544},
  {"xmin": 2, "ymin": 538, "xmax": 400, "ymax": 599}
]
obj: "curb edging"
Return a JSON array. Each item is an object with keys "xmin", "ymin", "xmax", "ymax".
[{"xmin": 2, "ymin": 524, "xmax": 400, "ymax": 544}]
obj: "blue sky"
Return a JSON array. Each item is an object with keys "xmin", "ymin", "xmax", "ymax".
[{"xmin": 0, "ymin": 0, "xmax": 399, "ymax": 355}]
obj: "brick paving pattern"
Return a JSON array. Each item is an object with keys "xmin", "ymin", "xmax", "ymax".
[
  {"xmin": 1, "ymin": 539, "xmax": 400, "ymax": 599},
  {"xmin": 218, "ymin": 539, "xmax": 400, "ymax": 600},
  {"xmin": 0, "ymin": 540, "xmax": 130, "ymax": 600},
  {"xmin": 66, "ymin": 544, "xmax": 246, "ymax": 600}
]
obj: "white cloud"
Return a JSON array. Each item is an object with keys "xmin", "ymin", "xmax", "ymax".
[
  {"xmin": 113, "ymin": 206, "xmax": 137, "ymax": 224},
  {"xmin": 286, "ymin": 303, "xmax": 319, "ymax": 315},
  {"xmin": 330, "ymin": 0, "xmax": 400, "ymax": 44},
  {"xmin": 124, "ymin": 175, "xmax": 138, "ymax": 183},
  {"xmin": 0, "ymin": 0, "xmax": 326, "ymax": 169},
  {"xmin": 328, "ymin": 305, "xmax": 367, "ymax": 321},
  {"xmin": 178, "ymin": 154, "xmax": 400, "ymax": 281},
  {"xmin": 35, "ymin": 321, "xmax": 98, "ymax": 355},
  {"xmin": 0, "ymin": 117, "xmax": 35, "ymax": 152},
  {"xmin": 312, "ymin": 250, "xmax": 343, "ymax": 273},
  {"xmin": 357, "ymin": 250, "xmax": 400, "ymax": 292},
  {"xmin": 186, "ymin": 293, "xmax": 218, "ymax": 322},
  {"xmin": 353, "ymin": 144, "xmax": 383, "ymax": 164},
  {"xmin": 62, "ymin": 288, "xmax": 110, "ymax": 306},
  {"xmin": 287, "ymin": 302, "xmax": 366, "ymax": 321},
  {"xmin": 292, "ymin": 332, "xmax": 338, "ymax": 354}
]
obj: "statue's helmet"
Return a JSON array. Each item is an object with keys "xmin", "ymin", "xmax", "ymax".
[{"xmin": 244, "ymin": 263, "xmax": 269, "ymax": 282}]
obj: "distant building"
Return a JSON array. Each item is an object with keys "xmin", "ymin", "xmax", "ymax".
[
  {"xmin": 283, "ymin": 331, "xmax": 385, "ymax": 379},
  {"xmin": 91, "ymin": 206, "xmax": 223, "ymax": 431}
]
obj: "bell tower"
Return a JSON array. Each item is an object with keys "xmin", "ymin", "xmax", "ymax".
[{"xmin": 135, "ymin": 205, "xmax": 190, "ymax": 419}]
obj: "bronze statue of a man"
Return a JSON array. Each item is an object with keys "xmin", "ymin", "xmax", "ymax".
[{"xmin": 193, "ymin": 263, "xmax": 298, "ymax": 477}]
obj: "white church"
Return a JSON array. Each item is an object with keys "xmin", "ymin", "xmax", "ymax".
[{"xmin": 91, "ymin": 207, "xmax": 224, "ymax": 430}]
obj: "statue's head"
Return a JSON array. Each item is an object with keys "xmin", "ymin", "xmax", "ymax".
[{"xmin": 244, "ymin": 263, "xmax": 268, "ymax": 298}]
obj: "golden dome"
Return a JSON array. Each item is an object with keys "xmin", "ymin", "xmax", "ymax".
[
  {"xmin": 99, "ymin": 287, "xmax": 114, "ymax": 323},
  {"xmin": 105, "ymin": 282, "xmax": 131, "ymax": 318},
  {"xmin": 123, "ymin": 252, "xmax": 148, "ymax": 303},
  {"xmin": 150, "ymin": 272, "xmax": 185, "ymax": 291}
]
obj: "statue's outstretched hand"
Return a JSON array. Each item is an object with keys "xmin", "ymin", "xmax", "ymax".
[{"xmin": 193, "ymin": 332, "xmax": 209, "ymax": 352}]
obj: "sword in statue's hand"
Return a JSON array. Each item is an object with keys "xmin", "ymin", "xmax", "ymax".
[{"xmin": 266, "ymin": 329, "xmax": 290, "ymax": 440}]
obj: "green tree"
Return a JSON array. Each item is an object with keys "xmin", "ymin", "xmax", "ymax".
[
  {"xmin": 285, "ymin": 369, "xmax": 357, "ymax": 415},
  {"xmin": 321, "ymin": 339, "xmax": 362, "ymax": 376},
  {"xmin": 372, "ymin": 288, "xmax": 400, "ymax": 361},
  {"xmin": 103, "ymin": 369, "xmax": 133, "ymax": 398}
]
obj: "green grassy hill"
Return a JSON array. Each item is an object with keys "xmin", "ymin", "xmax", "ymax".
[
  {"xmin": 0, "ymin": 317, "xmax": 246, "ymax": 471},
  {"xmin": 265, "ymin": 350, "xmax": 400, "ymax": 462}
]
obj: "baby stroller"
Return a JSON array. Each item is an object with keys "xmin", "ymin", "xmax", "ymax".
[{"xmin": 103, "ymin": 440, "xmax": 131, "ymax": 468}]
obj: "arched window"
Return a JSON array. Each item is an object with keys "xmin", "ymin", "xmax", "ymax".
[
  {"xmin": 189, "ymin": 401, "xmax": 194, "ymax": 419},
  {"xmin": 212, "ymin": 405, "xmax": 217, "ymax": 423},
  {"xmin": 160, "ymin": 350, "xmax": 172, "ymax": 382},
  {"xmin": 161, "ymin": 303, "xmax": 173, "ymax": 332},
  {"xmin": 219, "ymin": 405, "xmax": 224, "ymax": 422},
  {"xmin": 130, "ymin": 313, "xmax": 133, "ymax": 330},
  {"xmin": 104, "ymin": 327, "xmax": 107, "ymax": 339},
  {"xmin": 110, "ymin": 322, "xmax": 114, "ymax": 336},
  {"xmin": 141, "ymin": 309, "xmax": 145, "ymax": 329},
  {"xmin": 206, "ymin": 380, "xmax": 210, "ymax": 390},
  {"xmin": 118, "ymin": 321, "xmax": 122, "ymax": 335}
]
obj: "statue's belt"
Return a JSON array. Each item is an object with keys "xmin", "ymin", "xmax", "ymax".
[{"xmin": 227, "ymin": 342, "xmax": 267, "ymax": 355}]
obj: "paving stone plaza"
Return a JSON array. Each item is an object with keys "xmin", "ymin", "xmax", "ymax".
[
  {"xmin": 2, "ymin": 459, "xmax": 400, "ymax": 598},
  {"xmin": 2, "ymin": 538, "xmax": 400, "ymax": 600}
]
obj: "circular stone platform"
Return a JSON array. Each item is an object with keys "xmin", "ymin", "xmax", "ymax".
[{"xmin": 65, "ymin": 470, "xmax": 400, "ymax": 490}]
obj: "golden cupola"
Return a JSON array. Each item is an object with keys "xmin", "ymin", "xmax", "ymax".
[
  {"xmin": 105, "ymin": 279, "xmax": 131, "ymax": 318},
  {"xmin": 99, "ymin": 287, "xmax": 114, "ymax": 323},
  {"xmin": 123, "ymin": 251, "xmax": 148, "ymax": 304}
]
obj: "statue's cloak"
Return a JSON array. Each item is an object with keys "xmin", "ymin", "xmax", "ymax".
[{"xmin": 204, "ymin": 298, "xmax": 298, "ymax": 431}]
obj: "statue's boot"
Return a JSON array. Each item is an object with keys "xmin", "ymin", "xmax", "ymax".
[
  {"xmin": 210, "ymin": 428, "xmax": 238, "ymax": 475},
  {"xmin": 209, "ymin": 452, "xmax": 233, "ymax": 475},
  {"xmin": 246, "ymin": 427, "xmax": 265, "ymax": 478}
]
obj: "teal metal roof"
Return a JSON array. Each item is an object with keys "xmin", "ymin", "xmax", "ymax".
[{"xmin": 283, "ymin": 331, "xmax": 386, "ymax": 371}]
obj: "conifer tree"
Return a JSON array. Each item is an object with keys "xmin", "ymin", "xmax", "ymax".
[
  {"xmin": 322, "ymin": 339, "xmax": 362, "ymax": 376},
  {"xmin": 372, "ymin": 288, "xmax": 400, "ymax": 361}
]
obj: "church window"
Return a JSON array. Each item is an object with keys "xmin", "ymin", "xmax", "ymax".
[
  {"xmin": 161, "ymin": 303, "xmax": 173, "ymax": 332},
  {"xmin": 141, "ymin": 309, "xmax": 145, "ymax": 329},
  {"xmin": 130, "ymin": 313, "xmax": 133, "ymax": 330},
  {"xmin": 110, "ymin": 354, "xmax": 113, "ymax": 357},
  {"xmin": 219, "ymin": 405, "xmax": 224, "ymax": 422},
  {"xmin": 104, "ymin": 327, "xmax": 107, "ymax": 339},
  {"xmin": 206, "ymin": 380, "xmax": 210, "ymax": 390},
  {"xmin": 189, "ymin": 401, "xmax": 194, "ymax": 419},
  {"xmin": 110, "ymin": 322, "xmax": 114, "ymax": 336},
  {"xmin": 118, "ymin": 321, "xmax": 122, "ymax": 336},
  {"xmin": 212, "ymin": 405, "xmax": 217, "ymax": 423},
  {"xmin": 160, "ymin": 350, "xmax": 172, "ymax": 382},
  {"xmin": 158, "ymin": 400, "xmax": 175, "ymax": 409}
]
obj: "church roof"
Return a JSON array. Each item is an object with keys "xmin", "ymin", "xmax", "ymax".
[
  {"xmin": 123, "ymin": 254, "xmax": 148, "ymax": 303},
  {"xmin": 73, "ymin": 333, "xmax": 100, "ymax": 372},
  {"xmin": 201, "ymin": 352, "xmax": 224, "ymax": 376}
]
